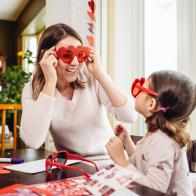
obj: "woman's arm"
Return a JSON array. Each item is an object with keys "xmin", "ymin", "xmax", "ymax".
[
  {"xmin": 86, "ymin": 49, "xmax": 138, "ymax": 122},
  {"xmin": 20, "ymin": 82, "xmax": 55, "ymax": 149},
  {"xmin": 95, "ymin": 71, "xmax": 127, "ymax": 107}
]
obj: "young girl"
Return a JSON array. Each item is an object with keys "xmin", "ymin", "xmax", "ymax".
[{"xmin": 106, "ymin": 70, "xmax": 196, "ymax": 196}]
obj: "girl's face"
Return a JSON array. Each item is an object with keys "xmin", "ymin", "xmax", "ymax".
[
  {"xmin": 135, "ymin": 78, "xmax": 157, "ymax": 118},
  {"xmin": 55, "ymin": 36, "xmax": 82, "ymax": 84}
]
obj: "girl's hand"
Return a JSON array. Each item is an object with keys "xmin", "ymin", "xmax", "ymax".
[
  {"xmin": 106, "ymin": 136, "xmax": 129, "ymax": 167},
  {"xmin": 39, "ymin": 46, "xmax": 58, "ymax": 85},
  {"xmin": 85, "ymin": 47, "xmax": 103, "ymax": 79},
  {"xmin": 114, "ymin": 124, "xmax": 130, "ymax": 145}
]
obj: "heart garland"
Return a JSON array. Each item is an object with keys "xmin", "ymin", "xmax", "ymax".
[{"xmin": 86, "ymin": 0, "xmax": 95, "ymax": 46}]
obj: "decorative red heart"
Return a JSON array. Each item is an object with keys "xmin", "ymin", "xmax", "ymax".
[
  {"xmin": 88, "ymin": 22, "xmax": 94, "ymax": 28},
  {"xmin": 87, "ymin": 11, "xmax": 95, "ymax": 20},
  {"xmin": 86, "ymin": 35, "xmax": 94, "ymax": 46},
  {"xmin": 88, "ymin": 0, "xmax": 95, "ymax": 13},
  {"xmin": 88, "ymin": 28, "xmax": 94, "ymax": 34}
]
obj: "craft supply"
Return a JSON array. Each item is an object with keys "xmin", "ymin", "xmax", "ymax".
[{"xmin": 0, "ymin": 158, "xmax": 24, "ymax": 164}]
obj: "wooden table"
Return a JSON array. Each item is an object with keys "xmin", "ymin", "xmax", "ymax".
[{"xmin": 0, "ymin": 149, "xmax": 173, "ymax": 195}]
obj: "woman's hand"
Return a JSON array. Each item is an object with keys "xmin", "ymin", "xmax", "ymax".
[
  {"xmin": 39, "ymin": 46, "xmax": 58, "ymax": 85},
  {"xmin": 106, "ymin": 136, "xmax": 129, "ymax": 167},
  {"xmin": 85, "ymin": 47, "xmax": 104, "ymax": 79}
]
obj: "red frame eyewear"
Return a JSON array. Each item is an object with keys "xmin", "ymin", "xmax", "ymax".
[
  {"xmin": 45, "ymin": 150, "xmax": 99, "ymax": 179},
  {"xmin": 131, "ymin": 77, "xmax": 158, "ymax": 97},
  {"xmin": 56, "ymin": 45, "xmax": 91, "ymax": 64}
]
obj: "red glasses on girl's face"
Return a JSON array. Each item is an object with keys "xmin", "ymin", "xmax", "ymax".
[
  {"xmin": 131, "ymin": 77, "xmax": 158, "ymax": 97},
  {"xmin": 46, "ymin": 150, "xmax": 99, "ymax": 179},
  {"xmin": 56, "ymin": 45, "xmax": 90, "ymax": 64}
]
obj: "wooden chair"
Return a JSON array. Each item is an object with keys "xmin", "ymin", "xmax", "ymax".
[{"xmin": 0, "ymin": 104, "xmax": 22, "ymax": 151}]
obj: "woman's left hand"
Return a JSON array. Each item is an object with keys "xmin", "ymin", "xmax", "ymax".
[
  {"xmin": 86, "ymin": 47, "xmax": 103, "ymax": 79},
  {"xmin": 106, "ymin": 136, "xmax": 129, "ymax": 167}
]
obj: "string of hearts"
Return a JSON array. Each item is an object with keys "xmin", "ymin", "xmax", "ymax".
[{"xmin": 87, "ymin": 0, "xmax": 95, "ymax": 47}]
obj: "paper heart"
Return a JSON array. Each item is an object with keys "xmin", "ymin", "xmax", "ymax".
[
  {"xmin": 87, "ymin": 11, "xmax": 95, "ymax": 20},
  {"xmin": 88, "ymin": 0, "xmax": 95, "ymax": 13},
  {"xmin": 88, "ymin": 22, "xmax": 94, "ymax": 29},
  {"xmin": 88, "ymin": 28, "xmax": 94, "ymax": 34},
  {"xmin": 86, "ymin": 35, "xmax": 94, "ymax": 46}
]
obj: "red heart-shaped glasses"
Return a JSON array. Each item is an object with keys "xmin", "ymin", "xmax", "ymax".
[
  {"xmin": 131, "ymin": 77, "xmax": 158, "ymax": 97},
  {"xmin": 56, "ymin": 45, "xmax": 91, "ymax": 64}
]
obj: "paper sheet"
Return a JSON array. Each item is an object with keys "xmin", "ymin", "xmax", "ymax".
[{"xmin": 3, "ymin": 159, "xmax": 81, "ymax": 174}]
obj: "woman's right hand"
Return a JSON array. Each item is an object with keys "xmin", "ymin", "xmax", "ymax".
[
  {"xmin": 39, "ymin": 46, "xmax": 58, "ymax": 85},
  {"xmin": 114, "ymin": 124, "xmax": 130, "ymax": 145}
]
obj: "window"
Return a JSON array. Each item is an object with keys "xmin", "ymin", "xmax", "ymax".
[
  {"xmin": 144, "ymin": 0, "xmax": 177, "ymax": 76},
  {"xmin": 22, "ymin": 36, "xmax": 37, "ymax": 73}
]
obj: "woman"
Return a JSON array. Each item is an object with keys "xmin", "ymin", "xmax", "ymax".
[{"xmin": 20, "ymin": 23, "xmax": 137, "ymax": 159}]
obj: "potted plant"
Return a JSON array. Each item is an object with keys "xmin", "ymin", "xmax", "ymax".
[
  {"xmin": 0, "ymin": 65, "xmax": 31, "ymax": 104},
  {"xmin": 0, "ymin": 53, "xmax": 32, "ymax": 148}
]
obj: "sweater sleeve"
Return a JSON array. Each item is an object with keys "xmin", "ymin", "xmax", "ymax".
[
  {"xmin": 127, "ymin": 140, "xmax": 176, "ymax": 193},
  {"xmin": 20, "ymin": 82, "xmax": 56, "ymax": 149},
  {"xmin": 96, "ymin": 79, "xmax": 138, "ymax": 122}
]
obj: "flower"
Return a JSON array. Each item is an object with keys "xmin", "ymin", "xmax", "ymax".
[
  {"xmin": 17, "ymin": 51, "xmax": 25, "ymax": 57},
  {"xmin": 17, "ymin": 50, "xmax": 35, "ymax": 65}
]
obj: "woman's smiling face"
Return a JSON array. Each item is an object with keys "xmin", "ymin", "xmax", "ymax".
[{"xmin": 55, "ymin": 36, "xmax": 82, "ymax": 84}]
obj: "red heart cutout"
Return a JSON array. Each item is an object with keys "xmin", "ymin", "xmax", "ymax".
[
  {"xmin": 86, "ymin": 35, "xmax": 94, "ymax": 46},
  {"xmin": 88, "ymin": 22, "xmax": 94, "ymax": 28},
  {"xmin": 88, "ymin": 28, "xmax": 94, "ymax": 34},
  {"xmin": 87, "ymin": 11, "xmax": 95, "ymax": 20},
  {"xmin": 88, "ymin": 0, "xmax": 95, "ymax": 13}
]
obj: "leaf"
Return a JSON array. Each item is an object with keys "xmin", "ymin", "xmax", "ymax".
[{"xmin": 0, "ymin": 65, "xmax": 31, "ymax": 104}]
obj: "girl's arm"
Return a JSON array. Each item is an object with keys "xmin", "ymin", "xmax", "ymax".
[
  {"xmin": 106, "ymin": 136, "xmax": 174, "ymax": 193},
  {"xmin": 106, "ymin": 136, "xmax": 129, "ymax": 167},
  {"xmin": 114, "ymin": 124, "xmax": 136, "ymax": 157},
  {"xmin": 126, "ymin": 147, "xmax": 177, "ymax": 194},
  {"xmin": 108, "ymin": 135, "xmax": 190, "ymax": 194}
]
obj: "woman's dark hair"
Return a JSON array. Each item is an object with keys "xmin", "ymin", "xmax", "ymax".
[
  {"xmin": 146, "ymin": 70, "xmax": 196, "ymax": 149},
  {"xmin": 32, "ymin": 23, "xmax": 86, "ymax": 100}
]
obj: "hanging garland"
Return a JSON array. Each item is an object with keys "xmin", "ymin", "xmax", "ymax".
[{"xmin": 86, "ymin": 0, "xmax": 95, "ymax": 46}]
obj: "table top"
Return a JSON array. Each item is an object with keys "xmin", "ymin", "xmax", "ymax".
[{"xmin": 0, "ymin": 149, "xmax": 172, "ymax": 196}]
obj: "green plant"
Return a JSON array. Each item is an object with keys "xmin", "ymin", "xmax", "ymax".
[
  {"xmin": 0, "ymin": 65, "xmax": 31, "ymax": 104},
  {"xmin": 23, "ymin": 49, "xmax": 36, "ymax": 64}
]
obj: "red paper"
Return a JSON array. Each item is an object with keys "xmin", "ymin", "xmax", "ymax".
[{"xmin": 0, "ymin": 184, "xmax": 24, "ymax": 194}]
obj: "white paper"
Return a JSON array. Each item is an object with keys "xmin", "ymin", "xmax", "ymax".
[
  {"xmin": 85, "ymin": 154, "xmax": 110, "ymax": 161},
  {"xmin": 111, "ymin": 188, "xmax": 139, "ymax": 196},
  {"xmin": 4, "ymin": 159, "xmax": 81, "ymax": 174}
]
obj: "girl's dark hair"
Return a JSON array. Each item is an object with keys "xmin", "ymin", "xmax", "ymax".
[
  {"xmin": 32, "ymin": 23, "xmax": 86, "ymax": 100},
  {"xmin": 146, "ymin": 70, "xmax": 196, "ymax": 149}
]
